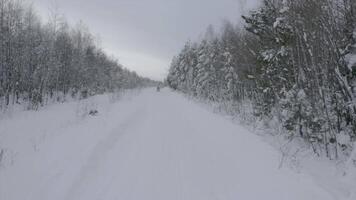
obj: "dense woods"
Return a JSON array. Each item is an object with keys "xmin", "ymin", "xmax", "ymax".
[
  {"xmin": 167, "ymin": 0, "xmax": 356, "ymax": 159},
  {"xmin": 0, "ymin": 0, "xmax": 152, "ymax": 110}
]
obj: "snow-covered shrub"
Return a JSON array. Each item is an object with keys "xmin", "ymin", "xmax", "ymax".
[{"xmin": 76, "ymin": 99, "xmax": 99, "ymax": 119}]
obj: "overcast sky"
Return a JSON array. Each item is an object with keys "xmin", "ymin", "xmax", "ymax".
[{"xmin": 32, "ymin": 0, "xmax": 260, "ymax": 81}]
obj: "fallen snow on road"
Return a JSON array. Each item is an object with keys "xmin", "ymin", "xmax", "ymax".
[{"xmin": 0, "ymin": 88, "xmax": 349, "ymax": 200}]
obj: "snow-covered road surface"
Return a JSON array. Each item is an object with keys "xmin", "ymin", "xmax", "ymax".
[{"xmin": 0, "ymin": 89, "xmax": 335, "ymax": 200}]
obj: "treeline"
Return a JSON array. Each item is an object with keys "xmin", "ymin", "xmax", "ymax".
[
  {"xmin": 0, "ymin": 0, "xmax": 152, "ymax": 110},
  {"xmin": 167, "ymin": 0, "xmax": 356, "ymax": 159}
]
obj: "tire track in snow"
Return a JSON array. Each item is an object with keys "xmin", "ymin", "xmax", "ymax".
[{"xmin": 65, "ymin": 107, "xmax": 147, "ymax": 200}]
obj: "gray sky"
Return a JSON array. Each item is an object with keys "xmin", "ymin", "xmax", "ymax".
[{"xmin": 32, "ymin": 0, "xmax": 260, "ymax": 81}]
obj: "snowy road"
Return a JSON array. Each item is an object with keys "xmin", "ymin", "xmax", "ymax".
[{"xmin": 0, "ymin": 89, "xmax": 334, "ymax": 200}]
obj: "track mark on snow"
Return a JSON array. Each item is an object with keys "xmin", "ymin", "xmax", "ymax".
[{"xmin": 65, "ymin": 108, "xmax": 147, "ymax": 200}]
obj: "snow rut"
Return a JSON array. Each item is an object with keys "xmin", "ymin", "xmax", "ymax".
[{"xmin": 65, "ymin": 108, "xmax": 147, "ymax": 200}]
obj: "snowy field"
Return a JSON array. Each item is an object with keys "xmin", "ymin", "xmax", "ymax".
[{"xmin": 0, "ymin": 88, "xmax": 355, "ymax": 200}]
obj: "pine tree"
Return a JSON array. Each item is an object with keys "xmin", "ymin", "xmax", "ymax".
[{"xmin": 243, "ymin": 0, "xmax": 295, "ymax": 116}]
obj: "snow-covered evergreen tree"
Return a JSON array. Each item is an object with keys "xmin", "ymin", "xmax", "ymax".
[{"xmin": 243, "ymin": 0, "xmax": 295, "ymax": 116}]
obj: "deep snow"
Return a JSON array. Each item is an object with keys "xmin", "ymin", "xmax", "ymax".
[{"xmin": 0, "ymin": 88, "xmax": 353, "ymax": 200}]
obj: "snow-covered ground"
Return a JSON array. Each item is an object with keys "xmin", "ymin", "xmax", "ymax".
[{"xmin": 0, "ymin": 88, "xmax": 354, "ymax": 200}]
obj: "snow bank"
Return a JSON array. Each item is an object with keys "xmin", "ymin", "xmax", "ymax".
[
  {"xmin": 182, "ymin": 90, "xmax": 356, "ymax": 200},
  {"xmin": 0, "ymin": 89, "xmax": 141, "ymax": 199}
]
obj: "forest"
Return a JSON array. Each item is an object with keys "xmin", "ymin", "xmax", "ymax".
[
  {"xmin": 167, "ymin": 0, "xmax": 356, "ymax": 160},
  {"xmin": 1, "ymin": 0, "xmax": 355, "ymax": 198},
  {"xmin": 0, "ymin": 0, "xmax": 153, "ymax": 110}
]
